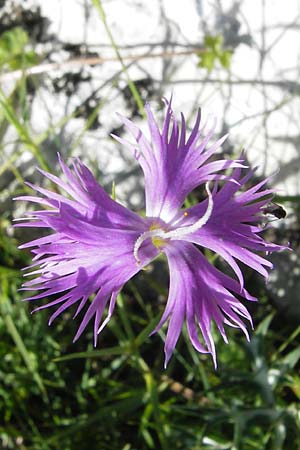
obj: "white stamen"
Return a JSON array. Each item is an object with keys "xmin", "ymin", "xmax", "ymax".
[
  {"xmin": 163, "ymin": 182, "xmax": 213, "ymax": 239},
  {"xmin": 133, "ymin": 229, "xmax": 166, "ymax": 264},
  {"xmin": 133, "ymin": 182, "xmax": 214, "ymax": 264}
]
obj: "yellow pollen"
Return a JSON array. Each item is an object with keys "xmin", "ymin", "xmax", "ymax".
[
  {"xmin": 183, "ymin": 211, "xmax": 188, "ymax": 217},
  {"xmin": 149, "ymin": 223, "xmax": 166, "ymax": 249},
  {"xmin": 151, "ymin": 236, "xmax": 166, "ymax": 248},
  {"xmin": 149, "ymin": 223, "xmax": 161, "ymax": 231}
]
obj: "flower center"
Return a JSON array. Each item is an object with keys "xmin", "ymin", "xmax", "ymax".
[
  {"xmin": 151, "ymin": 235, "xmax": 166, "ymax": 248},
  {"xmin": 134, "ymin": 182, "xmax": 213, "ymax": 264},
  {"xmin": 149, "ymin": 224, "xmax": 167, "ymax": 249}
]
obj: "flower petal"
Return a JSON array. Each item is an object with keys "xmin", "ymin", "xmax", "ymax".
[
  {"xmin": 16, "ymin": 155, "xmax": 145, "ymax": 231},
  {"xmin": 17, "ymin": 156, "xmax": 159, "ymax": 343},
  {"xmin": 178, "ymin": 165, "xmax": 286, "ymax": 284},
  {"xmin": 153, "ymin": 241, "xmax": 256, "ymax": 367},
  {"xmin": 114, "ymin": 99, "xmax": 241, "ymax": 222}
]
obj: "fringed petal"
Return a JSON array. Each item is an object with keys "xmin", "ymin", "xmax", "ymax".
[
  {"xmin": 152, "ymin": 242, "xmax": 256, "ymax": 367},
  {"xmin": 113, "ymin": 99, "xmax": 236, "ymax": 222}
]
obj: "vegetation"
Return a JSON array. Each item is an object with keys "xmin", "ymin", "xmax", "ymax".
[{"xmin": 0, "ymin": 2, "xmax": 299, "ymax": 449}]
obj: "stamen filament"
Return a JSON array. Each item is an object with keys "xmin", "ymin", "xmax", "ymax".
[
  {"xmin": 134, "ymin": 182, "xmax": 213, "ymax": 264},
  {"xmin": 133, "ymin": 229, "xmax": 166, "ymax": 264},
  {"xmin": 163, "ymin": 182, "xmax": 213, "ymax": 239}
]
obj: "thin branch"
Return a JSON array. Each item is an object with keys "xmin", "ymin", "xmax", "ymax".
[{"xmin": 0, "ymin": 48, "xmax": 205, "ymax": 83}]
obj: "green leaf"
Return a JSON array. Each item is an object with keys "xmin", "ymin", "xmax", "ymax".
[
  {"xmin": 198, "ymin": 51, "xmax": 216, "ymax": 72},
  {"xmin": 204, "ymin": 34, "xmax": 223, "ymax": 53},
  {"xmin": 199, "ymin": 35, "xmax": 232, "ymax": 72},
  {"xmin": 0, "ymin": 27, "xmax": 38, "ymax": 70},
  {"xmin": 219, "ymin": 50, "xmax": 232, "ymax": 69},
  {"xmin": 0, "ymin": 27, "xmax": 28, "ymax": 56},
  {"xmin": 111, "ymin": 180, "xmax": 116, "ymax": 200},
  {"xmin": 282, "ymin": 347, "xmax": 300, "ymax": 369}
]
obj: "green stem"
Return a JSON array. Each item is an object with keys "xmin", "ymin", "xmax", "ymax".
[
  {"xmin": 0, "ymin": 87, "xmax": 50, "ymax": 171},
  {"xmin": 3, "ymin": 312, "xmax": 48, "ymax": 402},
  {"xmin": 92, "ymin": 0, "xmax": 145, "ymax": 117}
]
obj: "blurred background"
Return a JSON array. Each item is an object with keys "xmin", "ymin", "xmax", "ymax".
[{"xmin": 1, "ymin": 0, "xmax": 300, "ymax": 449}]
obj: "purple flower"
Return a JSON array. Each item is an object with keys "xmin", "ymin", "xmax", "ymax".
[{"xmin": 16, "ymin": 99, "xmax": 284, "ymax": 367}]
